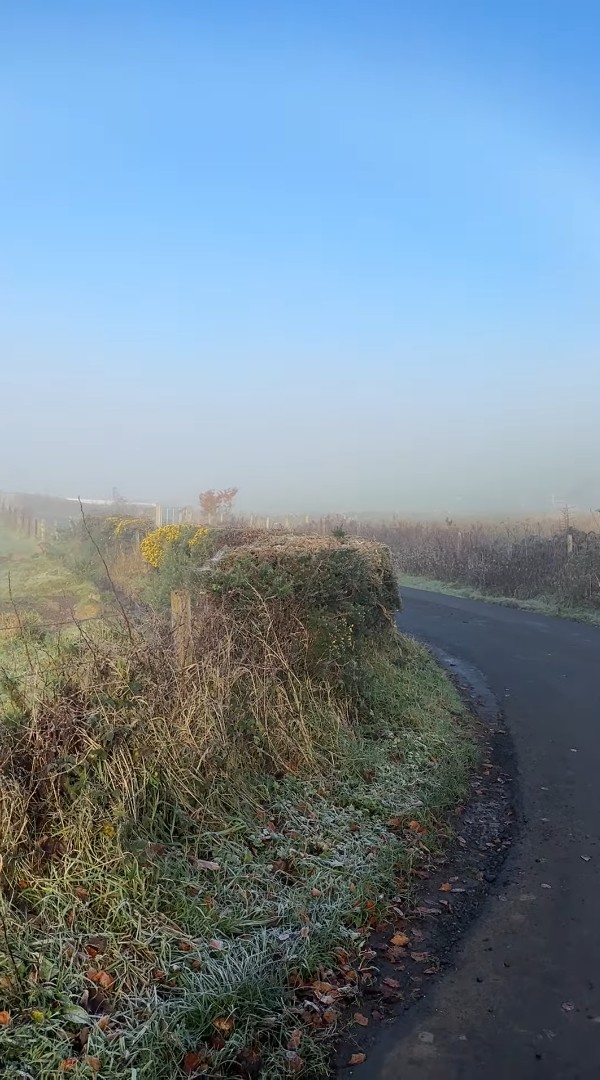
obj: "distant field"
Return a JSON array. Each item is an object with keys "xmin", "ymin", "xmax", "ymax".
[
  {"xmin": 0, "ymin": 525, "xmax": 100, "ymax": 624},
  {"xmin": 0, "ymin": 524, "xmax": 39, "ymax": 557}
]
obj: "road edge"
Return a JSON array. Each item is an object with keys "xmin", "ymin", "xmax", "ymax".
[{"xmin": 334, "ymin": 646, "xmax": 519, "ymax": 1075}]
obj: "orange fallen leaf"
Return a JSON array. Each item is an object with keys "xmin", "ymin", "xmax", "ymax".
[
  {"xmin": 87, "ymin": 970, "xmax": 114, "ymax": 990},
  {"xmin": 287, "ymin": 1029, "xmax": 302, "ymax": 1050},
  {"xmin": 97, "ymin": 1016, "xmax": 110, "ymax": 1032},
  {"xmin": 353, "ymin": 1012, "xmax": 369, "ymax": 1026},
  {"xmin": 178, "ymin": 941, "xmax": 193, "ymax": 952},
  {"xmin": 0, "ymin": 1011, "xmax": 10, "ymax": 1025},
  {"xmin": 408, "ymin": 820, "xmax": 426, "ymax": 833},
  {"xmin": 60, "ymin": 1061, "xmax": 77, "ymax": 1072},
  {"xmin": 390, "ymin": 933, "xmax": 410, "ymax": 947},
  {"xmin": 364, "ymin": 899, "xmax": 376, "ymax": 910},
  {"xmin": 322, "ymin": 1007, "xmax": 337, "ymax": 1024},
  {"xmin": 349, "ymin": 1053, "xmax": 366, "ymax": 1065},
  {"xmin": 388, "ymin": 817, "xmax": 402, "ymax": 828},
  {"xmin": 212, "ymin": 1015, "xmax": 234, "ymax": 1035},
  {"xmin": 74, "ymin": 887, "xmax": 89, "ymax": 900},
  {"xmin": 85, "ymin": 1057, "xmax": 101, "ymax": 1073},
  {"xmin": 440, "ymin": 882, "xmax": 453, "ymax": 893},
  {"xmin": 310, "ymin": 980, "xmax": 336, "ymax": 994}
]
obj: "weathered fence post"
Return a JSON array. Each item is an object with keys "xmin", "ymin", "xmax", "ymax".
[
  {"xmin": 566, "ymin": 532, "xmax": 573, "ymax": 555},
  {"xmin": 171, "ymin": 589, "xmax": 192, "ymax": 671}
]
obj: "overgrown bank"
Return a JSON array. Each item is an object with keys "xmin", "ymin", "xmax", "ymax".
[{"xmin": 0, "ymin": 529, "xmax": 475, "ymax": 1077}]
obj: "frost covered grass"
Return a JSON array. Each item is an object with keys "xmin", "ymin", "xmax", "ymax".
[{"xmin": 0, "ymin": 537, "xmax": 475, "ymax": 1077}]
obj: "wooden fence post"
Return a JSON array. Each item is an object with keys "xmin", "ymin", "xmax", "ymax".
[{"xmin": 171, "ymin": 590, "xmax": 192, "ymax": 671}]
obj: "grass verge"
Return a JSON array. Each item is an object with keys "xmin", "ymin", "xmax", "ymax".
[
  {"xmin": 400, "ymin": 573, "xmax": 600, "ymax": 627},
  {"xmin": 0, "ymin": 537, "xmax": 476, "ymax": 1078}
]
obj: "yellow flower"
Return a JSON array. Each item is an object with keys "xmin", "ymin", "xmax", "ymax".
[{"xmin": 140, "ymin": 524, "xmax": 185, "ymax": 567}]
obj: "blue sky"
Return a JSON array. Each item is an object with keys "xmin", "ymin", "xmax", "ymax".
[{"xmin": 2, "ymin": 1, "xmax": 600, "ymax": 512}]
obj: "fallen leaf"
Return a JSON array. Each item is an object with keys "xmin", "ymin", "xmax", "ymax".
[
  {"xmin": 388, "ymin": 817, "xmax": 402, "ymax": 828},
  {"xmin": 311, "ymin": 888, "xmax": 322, "ymax": 898},
  {"xmin": 60, "ymin": 1061, "xmax": 77, "ymax": 1072},
  {"xmin": 364, "ymin": 899, "xmax": 376, "ymax": 910},
  {"xmin": 349, "ymin": 1053, "xmax": 366, "ymax": 1065},
  {"xmin": 191, "ymin": 859, "xmax": 220, "ymax": 871},
  {"xmin": 390, "ymin": 933, "xmax": 410, "ymax": 947},
  {"xmin": 385, "ymin": 947, "xmax": 406, "ymax": 964},
  {"xmin": 74, "ymin": 887, "xmax": 89, "ymax": 900},
  {"xmin": 30, "ymin": 1009, "xmax": 45, "ymax": 1023},
  {"xmin": 314, "ymin": 989, "xmax": 341, "ymax": 1005},
  {"xmin": 213, "ymin": 1016, "xmax": 235, "ymax": 1035},
  {"xmin": 146, "ymin": 843, "xmax": 168, "ymax": 856},
  {"xmin": 408, "ymin": 820, "xmax": 426, "ymax": 833},
  {"xmin": 353, "ymin": 1012, "xmax": 369, "ymax": 1027},
  {"xmin": 382, "ymin": 977, "xmax": 400, "ymax": 989},
  {"xmin": 311, "ymin": 981, "xmax": 336, "ymax": 994},
  {"xmin": 208, "ymin": 939, "xmax": 224, "ymax": 952},
  {"xmin": 440, "ymin": 882, "xmax": 453, "ymax": 893},
  {"xmin": 87, "ymin": 970, "xmax": 114, "ymax": 990},
  {"xmin": 287, "ymin": 1029, "xmax": 302, "ymax": 1050},
  {"xmin": 85, "ymin": 1057, "xmax": 101, "ymax": 1073},
  {"xmin": 178, "ymin": 941, "xmax": 193, "ymax": 953},
  {"xmin": 285, "ymin": 1050, "xmax": 304, "ymax": 1072},
  {"xmin": 0, "ymin": 1011, "xmax": 10, "ymax": 1025},
  {"xmin": 97, "ymin": 1016, "xmax": 110, "ymax": 1032},
  {"xmin": 411, "ymin": 952, "xmax": 430, "ymax": 963},
  {"xmin": 183, "ymin": 1051, "xmax": 204, "ymax": 1074},
  {"xmin": 322, "ymin": 1008, "xmax": 337, "ymax": 1024}
]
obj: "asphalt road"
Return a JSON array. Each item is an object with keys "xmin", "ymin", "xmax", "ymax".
[{"xmin": 364, "ymin": 587, "xmax": 600, "ymax": 1080}]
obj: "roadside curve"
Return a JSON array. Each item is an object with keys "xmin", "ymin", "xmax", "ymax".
[{"xmin": 362, "ymin": 587, "xmax": 600, "ymax": 1080}]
